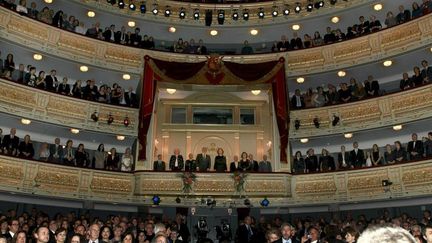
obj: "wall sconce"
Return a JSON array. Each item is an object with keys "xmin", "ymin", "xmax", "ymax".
[
  {"xmin": 123, "ymin": 116, "xmax": 130, "ymax": 127},
  {"xmin": 107, "ymin": 114, "xmax": 114, "ymax": 125},
  {"xmin": 91, "ymin": 111, "xmax": 99, "ymax": 122}
]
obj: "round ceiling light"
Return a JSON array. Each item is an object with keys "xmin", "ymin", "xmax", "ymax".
[
  {"xmin": 250, "ymin": 29, "xmax": 258, "ymax": 36},
  {"xmin": 44, "ymin": 0, "xmax": 53, "ymax": 3},
  {"xmin": 80, "ymin": 65, "xmax": 89, "ymax": 72},
  {"xmin": 70, "ymin": 128, "xmax": 80, "ymax": 134},
  {"xmin": 331, "ymin": 16, "xmax": 340, "ymax": 23},
  {"xmin": 383, "ymin": 60, "xmax": 393, "ymax": 67},
  {"xmin": 21, "ymin": 118, "xmax": 31, "ymax": 125},
  {"xmin": 87, "ymin": 11, "xmax": 96, "ymax": 18},
  {"xmin": 344, "ymin": 133, "xmax": 353, "ymax": 139},
  {"xmin": 393, "ymin": 125, "xmax": 403, "ymax": 131},
  {"xmin": 337, "ymin": 70, "xmax": 346, "ymax": 77},
  {"xmin": 127, "ymin": 21, "xmax": 136, "ymax": 27},
  {"xmin": 300, "ymin": 138, "xmax": 309, "ymax": 143},
  {"xmin": 122, "ymin": 74, "xmax": 131, "ymax": 80},
  {"xmin": 296, "ymin": 77, "xmax": 305, "ymax": 83},
  {"xmin": 168, "ymin": 26, "xmax": 176, "ymax": 33},
  {"xmin": 166, "ymin": 88, "xmax": 176, "ymax": 94},
  {"xmin": 117, "ymin": 135, "xmax": 125, "ymax": 141},
  {"xmin": 374, "ymin": 3, "xmax": 383, "ymax": 11},
  {"xmin": 251, "ymin": 90, "xmax": 261, "ymax": 95},
  {"xmin": 33, "ymin": 54, "xmax": 43, "ymax": 61},
  {"xmin": 210, "ymin": 30, "xmax": 218, "ymax": 36},
  {"xmin": 292, "ymin": 24, "xmax": 300, "ymax": 31}
]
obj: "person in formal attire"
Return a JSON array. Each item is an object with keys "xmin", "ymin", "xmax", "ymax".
[
  {"xmin": 11, "ymin": 64, "xmax": 25, "ymax": 83},
  {"xmin": 230, "ymin": 155, "xmax": 240, "ymax": 172},
  {"xmin": 421, "ymin": 60, "xmax": 432, "ymax": 83},
  {"xmin": 258, "ymin": 155, "xmax": 272, "ymax": 172},
  {"xmin": 130, "ymin": 28, "xmax": 142, "ymax": 47},
  {"xmin": 45, "ymin": 70, "xmax": 59, "ymax": 92},
  {"xmin": 57, "ymin": 77, "xmax": 70, "ymax": 95},
  {"xmin": 106, "ymin": 148, "xmax": 120, "ymax": 170},
  {"xmin": 394, "ymin": 141, "xmax": 407, "ymax": 163},
  {"xmin": 292, "ymin": 151, "xmax": 306, "ymax": 174},
  {"xmin": 344, "ymin": 227, "xmax": 359, "ymax": 243},
  {"xmin": 54, "ymin": 228, "xmax": 67, "ymax": 243},
  {"xmin": 4, "ymin": 219, "xmax": 19, "ymax": 240},
  {"xmin": 124, "ymin": 87, "xmax": 137, "ymax": 107},
  {"xmin": 33, "ymin": 226, "xmax": 50, "ymax": 243},
  {"xmin": 93, "ymin": 144, "xmax": 106, "ymax": 169},
  {"xmin": 121, "ymin": 148, "xmax": 133, "ymax": 172},
  {"xmin": 273, "ymin": 223, "xmax": 299, "ymax": 243},
  {"xmin": 319, "ymin": 149, "xmax": 335, "ymax": 171},
  {"xmin": 114, "ymin": 26, "xmax": 129, "ymax": 44},
  {"xmin": 248, "ymin": 154, "xmax": 259, "ymax": 172},
  {"xmin": 185, "ymin": 153, "xmax": 196, "ymax": 172},
  {"xmin": 38, "ymin": 143, "xmax": 50, "ymax": 161},
  {"xmin": 305, "ymin": 149, "xmax": 319, "ymax": 173},
  {"xmin": 2, "ymin": 128, "xmax": 19, "ymax": 156},
  {"xmin": 371, "ymin": 144, "xmax": 383, "ymax": 166},
  {"xmin": 300, "ymin": 226, "xmax": 321, "ymax": 243},
  {"xmin": 213, "ymin": 148, "xmax": 227, "ymax": 172},
  {"xmin": 74, "ymin": 144, "xmax": 88, "ymax": 167},
  {"xmin": 62, "ymin": 140, "xmax": 74, "ymax": 165},
  {"xmin": 18, "ymin": 134, "xmax": 34, "ymax": 159},
  {"xmin": 412, "ymin": 66, "xmax": 424, "ymax": 87},
  {"xmin": 338, "ymin": 145, "xmax": 351, "ymax": 169},
  {"xmin": 383, "ymin": 144, "xmax": 395, "ymax": 164},
  {"xmin": 396, "ymin": 5, "xmax": 411, "ymax": 24},
  {"xmin": 350, "ymin": 142, "xmax": 365, "ymax": 168},
  {"xmin": 265, "ymin": 228, "xmax": 280, "ymax": 243},
  {"xmin": 169, "ymin": 148, "xmax": 184, "ymax": 171},
  {"xmin": 48, "ymin": 220, "xmax": 57, "ymax": 243},
  {"xmin": 196, "ymin": 147, "xmax": 211, "ymax": 172},
  {"xmin": 291, "ymin": 89, "xmax": 305, "ymax": 109},
  {"xmin": 153, "ymin": 154, "xmax": 166, "ymax": 171},
  {"xmin": 174, "ymin": 214, "xmax": 189, "ymax": 243},
  {"xmin": 276, "ymin": 35, "xmax": 291, "ymax": 52},
  {"xmin": 49, "ymin": 137, "xmax": 63, "ymax": 163},
  {"xmin": 238, "ymin": 152, "xmax": 251, "ymax": 171},
  {"xmin": 236, "ymin": 216, "xmax": 255, "ymax": 243},
  {"xmin": 103, "ymin": 24, "xmax": 116, "ymax": 42},
  {"xmin": 407, "ymin": 133, "xmax": 424, "ymax": 160},
  {"xmin": 400, "ymin": 72, "xmax": 413, "ymax": 90},
  {"xmin": 425, "ymin": 132, "xmax": 432, "ymax": 157}
]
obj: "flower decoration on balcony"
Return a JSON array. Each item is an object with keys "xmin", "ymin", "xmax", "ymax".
[
  {"xmin": 232, "ymin": 171, "xmax": 248, "ymax": 194},
  {"xmin": 179, "ymin": 172, "xmax": 197, "ymax": 193}
]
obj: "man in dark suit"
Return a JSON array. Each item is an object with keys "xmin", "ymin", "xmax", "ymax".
[
  {"xmin": 85, "ymin": 22, "xmax": 101, "ymax": 38},
  {"xmin": 300, "ymin": 226, "xmax": 322, "ymax": 243},
  {"xmin": 103, "ymin": 24, "xmax": 116, "ymax": 42},
  {"xmin": 230, "ymin": 155, "xmax": 240, "ymax": 172},
  {"xmin": 350, "ymin": 142, "xmax": 365, "ymax": 168},
  {"xmin": 130, "ymin": 27, "xmax": 142, "ymax": 47},
  {"xmin": 421, "ymin": 60, "xmax": 432, "ymax": 83},
  {"xmin": 248, "ymin": 154, "xmax": 259, "ymax": 172},
  {"xmin": 4, "ymin": 219, "xmax": 19, "ymax": 241},
  {"xmin": 407, "ymin": 133, "xmax": 424, "ymax": 160},
  {"xmin": 2, "ymin": 128, "xmax": 19, "ymax": 156},
  {"xmin": 196, "ymin": 147, "xmax": 211, "ymax": 172},
  {"xmin": 49, "ymin": 137, "xmax": 63, "ymax": 163},
  {"xmin": 48, "ymin": 220, "xmax": 57, "ymax": 243},
  {"xmin": 291, "ymin": 89, "xmax": 305, "ymax": 109},
  {"xmin": 153, "ymin": 154, "xmax": 166, "ymax": 171},
  {"xmin": 115, "ymin": 26, "xmax": 129, "ymax": 44},
  {"xmin": 273, "ymin": 223, "xmax": 299, "ymax": 243},
  {"xmin": 236, "ymin": 216, "xmax": 255, "ymax": 243},
  {"xmin": 57, "ymin": 77, "xmax": 70, "ymax": 95},
  {"xmin": 124, "ymin": 87, "xmax": 137, "ymax": 107},
  {"xmin": 45, "ymin": 69, "xmax": 59, "ymax": 92},
  {"xmin": 175, "ymin": 214, "xmax": 190, "ymax": 243},
  {"xmin": 337, "ymin": 145, "xmax": 352, "ymax": 169},
  {"xmin": 305, "ymin": 149, "xmax": 319, "ymax": 173},
  {"xmin": 169, "ymin": 148, "xmax": 184, "ymax": 171}
]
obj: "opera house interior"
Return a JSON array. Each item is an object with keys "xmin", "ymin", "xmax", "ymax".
[{"xmin": 0, "ymin": 0, "xmax": 432, "ymax": 242}]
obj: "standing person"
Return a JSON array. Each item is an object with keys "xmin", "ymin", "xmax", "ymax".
[
  {"xmin": 106, "ymin": 148, "xmax": 120, "ymax": 170},
  {"xmin": 120, "ymin": 148, "xmax": 134, "ymax": 172},
  {"xmin": 407, "ymin": 133, "xmax": 424, "ymax": 160},
  {"xmin": 213, "ymin": 148, "xmax": 227, "ymax": 172},
  {"xmin": 258, "ymin": 155, "xmax": 272, "ymax": 172},
  {"xmin": 196, "ymin": 147, "xmax": 211, "ymax": 172},
  {"xmin": 185, "ymin": 153, "xmax": 197, "ymax": 172},
  {"xmin": 93, "ymin": 144, "xmax": 106, "ymax": 169},
  {"xmin": 86, "ymin": 224, "xmax": 100, "ymax": 243},
  {"xmin": 153, "ymin": 154, "xmax": 166, "ymax": 171},
  {"xmin": 230, "ymin": 155, "xmax": 240, "ymax": 172},
  {"xmin": 292, "ymin": 151, "xmax": 306, "ymax": 174},
  {"xmin": 248, "ymin": 154, "xmax": 259, "ymax": 172},
  {"xmin": 169, "ymin": 148, "xmax": 184, "ymax": 171},
  {"xmin": 236, "ymin": 216, "xmax": 255, "ymax": 243},
  {"xmin": 350, "ymin": 142, "xmax": 365, "ymax": 168},
  {"xmin": 49, "ymin": 138, "xmax": 63, "ymax": 163},
  {"xmin": 238, "ymin": 152, "xmax": 251, "ymax": 171}
]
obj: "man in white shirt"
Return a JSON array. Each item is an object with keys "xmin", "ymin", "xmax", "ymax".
[
  {"xmin": 301, "ymin": 226, "xmax": 321, "ymax": 243},
  {"xmin": 87, "ymin": 224, "xmax": 100, "ymax": 243},
  {"xmin": 169, "ymin": 148, "xmax": 184, "ymax": 171},
  {"xmin": 5, "ymin": 219, "xmax": 19, "ymax": 240}
]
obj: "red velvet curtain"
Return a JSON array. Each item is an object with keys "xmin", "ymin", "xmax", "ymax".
[
  {"xmin": 138, "ymin": 58, "xmax": 157, "ymax": 161},
  {"xmin": 271, "ymin": 64, "xmax": 289, "ymax": 163}
]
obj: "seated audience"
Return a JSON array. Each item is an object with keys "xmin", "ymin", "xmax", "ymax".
[
  {"xmin": 407, "ymin": 133, "xmax": 424, "ymax": 160},
  {"xmin": 2, "ymin": 128, "xmax": 19, "ymax": 156},
  {"xmin": 394, "ymin": 141, "xmax": 407, "ymax": 163}
]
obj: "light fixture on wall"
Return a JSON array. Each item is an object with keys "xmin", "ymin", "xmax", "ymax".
[
  {"xmin": 123, "ymin": 116, "xmax": 130, "ymax": 127},
  {"xmin": 140, "ymin": 4, "xmax": 146, "ymax": 13},
  {"xmin": 127, "ymin": 21, "xmax": 136, "ymax": 27},
  {"xmin": 129, "ymin": 3, "xmax": 136, "ymax": 11},
  {"xmin": 166, "ymin": 88, "xmax": 176, "ymax": 94},
  {"xmin": 168, "ymin": 26, "xmax": 176, "ymax": 33},
  {"xmin": 33, "ymin": 54, "xmax": 43, "ymax": 61},
  {"xmin": 260, "ymin": 198, "xmax": 270, "ymax": 207},
  {"xmin": 116, "ymin": 135, "xmax": 125, "ymax": 141},
  {"xmin": 152, "ymin": 4, "xmax": 158, "ymax": 15},
  {"xmin": 383, "ymin": 60, "xmax": 393, "ymax": 67},
  {"xmin": 70, "ymin": 128, "xmax": 80, "ymax": 134},
  {"xmin": 179, "ymin": 8, "xmax": 186, "ymax": 19},
  {"xmin": 258, "ymin": 8, "xmax": 265, "ymax": 19},
  {"xmin": 152, "ymin": 195, "xmax": 161, "ymax": 205},
  {"xmin": 292, "ymin": 24, "xmax": 300, "ymax": 31},
  {"xmin": 44, "ymin": 0, "xmax": 53, "ymax": 3},
  {"xmin": 242, "ymin": 9, "xmax": 249, "ymax": 20},
  {"xmin": 107, "ymin": 114, "xmax": 114, "ymax": 125},
  {"xmin": 87, "ymin": 11, "xmax": 96, "ymax": 18},
  {"xmin": 296, "ymin": 77, "xmax": 305, "ymax": 83},
  {"xmin": 232, "ymin": 10, "xmax": 239, "ymax": 21},
  {"xmin": 332, "ymin": 115, "xmax": 340, "ymax": 126},
  {"xmin": 283, "ymin": 7, "xmax": 290, "ymax": 15},
  {"xmin": 294, "ymin": 3, "xmax": 301, "ymax": 13},
  {"xmin": 164, "ymin": 7, "xmax": 171, "ymax": 17},
  {"xmin": 344, "ymin": 133, "xmax": 353, "ymax": 139},
  {"xmin": 250, "ymin": 29, "xmax": 258, "ymax": 36},
  {"xmin": 21, "ymin": 118, "xmax": 31, "ymax": 125},
  {"xmin": 251, "ymin": 90, "xmax": 261, "ymax": 95},
  {"xmin": 210, "ymin": 30, "xmax": 218, "ymax": 36},
  {"xmin": 271, "ymin": 6, "xmax": 278, "ymax": 17},
  {"xmin": 374, "ymin": 3, "xmax": 383, "ymax": 11},
  {"xmin": 300, "ymin": 138, "xmax": 309, "ymax": 143},
  {"xmin": 122, "ymin": 74, "xmax": 131, "ymax": 80},
  {"xmin": 79, "ymin": 65, "xmax": 89, "ymax": 72},
  {"xmin": 331, "ymin": 16, "xmax": 340, "ymax": 23},
  {"xmin": 193, "ymin": 9, "xmax": 200, "ymax": 20},
  {"xmin": 313, "ymin": 117, "xmax": 320, "ymax": 128},
  {"xmin": 337, "ymin": 70, "xmax": 346, "ymax": 77},
  {"xmin": 294, "ymin": 119, "xmax": 301, "ymax": 130},
  {"xmin": 393, "ymin": 125, "xmax": 403, "ymax": 131},
  {"xmin": 91, "ymin": 111, "xmax": 99, "ymax": 122}
]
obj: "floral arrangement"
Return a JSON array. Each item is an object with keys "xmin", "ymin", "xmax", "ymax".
[
  {"xmin": 179, "ymin": 172, "xmax": 197, "ymax": 193},
  {"xmin": 232, "ymin": 171, "xmax": 248, "ymax": 194}
]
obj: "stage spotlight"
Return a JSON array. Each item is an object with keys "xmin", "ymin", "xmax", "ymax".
[
  {"xmin": 283, "ymin": 8, "xmax": 290, "ymax": 15},
  {"xmin": 232, "ymin": 11, "xmax": 239, "ymax": 20},
  {"xmin": 140, "ymin": 4, "xmax": 146, "ymax": 13},
  {"xmin": 179, "ymin": 8, "xmax": 186, "ymax": 18},
  {"xmin": 314, "ymin": 1, "xmax": 324, "ymax": 9},
  {"xmin": 107, "ymin": 0, "xmax": 116, "ymax": 5},
  {"xmin": 118, "ymin": 0, "xmax": 125, "ymax": 9},
  {"xmin": 91, "ymin": 111, "xmax": 98, "ymax": 122},
  {"xmin": 260, "ymin": 198, "xmax": 270, "ymax": 207},
  {"xmin": 129, "ymin": 3, "xmax": 136, "ymax": 10},
  {"xmin": 175, "ymin": 197, "xmax": 181, "ymax": 204},
  {"xmin": 123, "ymin": 117, "xmax": 130, "ymax": 127},
  {"xmin": 258, "ymin": 8, "xmax": 264, "ymax": 19},
  {"xmin": 242, "ymin": 9, "xmax": 249, "ymax": 20},
  {"xmin": 152, "ymin": 195, "xmax": 161, "ymax": 205},
  {"xmin": 294, "ymin": 119, "xmax": 300, "ymax": 130},
  {"xmin": 205, "ymin": 10, "xmax": 213, "ymax": 26},
  {"xmin": 307, "ymin": 3, "xmax": 313, "ymax": 12},
  {"xmin": 330, "ymin": 0, "xmax": 337, "ymax": 5},
  {"xmin": 193, "ymin": 9, "xmax": 200, "ymax": 20},
  {"xmin": 107, "ymin": 114, "xmax": 114, "ymax": 125},
  {"xmin": 382, "ymin": 180, "xmax": 393, "ymax": 187},
  {"xmin": 152, "ymin": 4, "xmax": 158, "ymax": 15},
  {"xmin": 313, "ymin": 117, "xmax": 320, "ymax": 128},
  {"xmin": 272, "ymin": 7, "xmax": 278, "ymax": 17},
  {"xmin": 294, "ymin": 3, "xmax": 301, "ymax": 13},
  {"xmin": 217, "ymin": 10, "xmax": 225, "ymax": 25},
  {"xmin": 332, "ymin": 115, "xmax": 340, "ymax": 126},
  {"xmin": 164, "ymin": 7, "xmax": 171, "ymax": 17}
]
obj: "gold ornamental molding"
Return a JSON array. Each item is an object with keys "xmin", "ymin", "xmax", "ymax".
[
  {"xmin": 1, "ymin": 155, "xmax": 432, "ymax": 207},
  {"xmin": 0, "ymin": 78, "xmax": 138, "ymax": 136},
  {"xmin": 289, "ymin": 84, "xmax": 432, "ymax": 138},
  {"xmin": 0, "ymin": 8, "xmax": 432, "ymax": 76}
]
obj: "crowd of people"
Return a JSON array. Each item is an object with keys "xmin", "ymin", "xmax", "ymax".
[
  {"xmin": 153, "ymin": 147, "xmax": 272, "ymax": 173},
  {"xmin": 0, "ymin": 207, "xmax": 432, "ymax": 243},
  {"xmin": 291, "ymin": 59, "xmax": 432, "ymax": 109},
  {"xmin": 0, "ymin": 50, "xmax": 138, "ymax": 107},
  {"xmin": 0, "ymin": 127, "xmax": 134, "ymax": 172},
  {"xmin": 1, "ymin": 0, "xmax": 431, "ymax": 54},
  {"xmin": 292, "ymin": 132, "xmax": 432, "ymax": 174}
]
